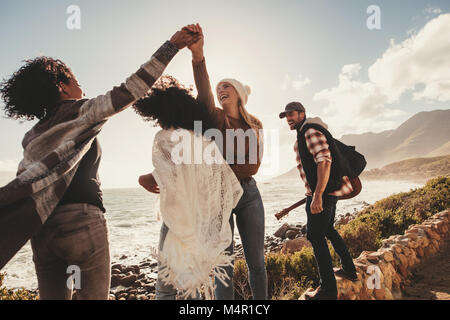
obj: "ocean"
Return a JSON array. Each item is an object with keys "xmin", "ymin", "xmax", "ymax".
[{"xmin": 2, "ymin": 178, "xmax": 422, "ymax": 289}]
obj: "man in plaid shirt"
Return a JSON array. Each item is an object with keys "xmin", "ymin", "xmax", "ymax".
[{"xmin": 280, "ymin": 101, "xmax": 357, "ymax": 300}]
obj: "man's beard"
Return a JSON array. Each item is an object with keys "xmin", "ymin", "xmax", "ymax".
[{"xmin": 294, "ymin": 118, "xmax": 306, "ymax": 130}]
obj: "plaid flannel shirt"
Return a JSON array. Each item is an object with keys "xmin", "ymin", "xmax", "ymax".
[{"xmin": 294, "ymin": 128, "xmax": 353, "ymax": 197}]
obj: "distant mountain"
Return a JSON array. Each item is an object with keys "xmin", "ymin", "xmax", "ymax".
[
  {"xmin": 271, "ymin": 167, "xmax": 299, "ymax": 182},
  {"xmin": 426, "ymin": 141, "xmax": 450, "ymax": 157},
  {"xmin": 272, "ymin": 109, "xmax": 450, "ymax": 180},
  {"xmin": 340, "ymin": 109, "xmax": 450, "ymax": 169},
  {"xmin": 361, "ymin": 155, "xmax": 450, "ymax": 182}
]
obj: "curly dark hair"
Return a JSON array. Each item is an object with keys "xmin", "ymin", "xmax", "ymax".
[
  {"xmin": 0, "ymin": 56, "xmax": 74, "ymax": 120},
  {"xmin": 133, "ymin": 75, "xmax": 215, "ymax": 133}
]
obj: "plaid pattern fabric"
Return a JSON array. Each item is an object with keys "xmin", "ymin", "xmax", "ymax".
[
  {"xmin": 294, "ymin": 128, "xmax": 353, "ymax": 197},
  {"xmin": 0, "ymin": 41, "xmax": 179, "ymax": 269}
]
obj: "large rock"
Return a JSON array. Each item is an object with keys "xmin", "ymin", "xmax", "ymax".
[
  {"xmin": 274, "ymin": 223, "xmax": 290, "ymax": 239},
  {"xmin": 286, "ymin": 230, "xmax": 298, "ymax": 240},
  {"xmin": 281, "ymin": 236, "xmax": 312, "ymax": 254},
  {"xmin": 111, "ymin": 274, "xmax": 137, "ymax": 288},
  {"xmin": 374, "ymin": 288, "xmax": 385, "ymax": 300}
]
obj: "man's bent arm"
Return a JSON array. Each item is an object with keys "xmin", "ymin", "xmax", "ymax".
[{"xmin": 314, "ymin": 160, "xmax": 331, "ymax": 197}]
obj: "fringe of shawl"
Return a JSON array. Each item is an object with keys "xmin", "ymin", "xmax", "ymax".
[{"xmin": 150, "ymin": 245, "xmax": 235, "ymax": 300}]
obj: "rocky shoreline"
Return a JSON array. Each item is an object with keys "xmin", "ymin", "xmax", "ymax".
[
  {"xmin": 105, "ymin": 211, "xmax": 359, "ymax": 300},
  {"xmin": 17, "ymin": 211, "xmax": 359, "ymax": 300},
  {"xmin": 107, "ymin": 258, "xmax": 159, "ymax": 300}
]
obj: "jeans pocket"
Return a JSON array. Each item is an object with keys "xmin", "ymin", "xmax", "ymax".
[
  {"xmin": 54, "ymin": 224, "xmax": 97, "ymax": 264},
  {"xmin": 55, "ymin": 225, "xmax": 90, "ymax": 239}
]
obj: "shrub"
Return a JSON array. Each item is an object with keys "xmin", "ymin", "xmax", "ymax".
[
  {"xmin": 233, "ymin": 176, "xmax": 449, "ymax": 300},
  {"xmin": 0, "ymin": 272, "xmax": 37, "ymax": 300},
  {"xmin": 233, "ymin": 245, "xmax": 340, "ymax": 300},
  {"xmin": 338, "ymin": 176, "xmax": 450, "ymax": 257}
]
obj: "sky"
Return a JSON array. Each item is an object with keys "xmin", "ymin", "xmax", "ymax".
[{"xmin": 0, "ymin": 0, "xmax": 449, "ymax": 188}]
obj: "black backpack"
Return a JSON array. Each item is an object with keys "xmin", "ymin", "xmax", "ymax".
[
  {"xmin": 333, "ymin": 138, "xmax": 367, "ymax": 178},
  {"xmin": 299, "ymin": 122, "xmax": 367, "ymax": 179}
]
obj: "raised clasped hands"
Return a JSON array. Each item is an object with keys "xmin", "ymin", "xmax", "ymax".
[
  {"xmin": 182, "ymin": 23, "xmax": 204, "ymax": 62},
  {"xmin": 169, "ymin": 25, "xmax": 201, "ymax": 50}
]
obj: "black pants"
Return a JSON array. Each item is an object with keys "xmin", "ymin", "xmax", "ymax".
[{"xmin": 306, "ymin": 195, "xmax": 356, "ymax": 294}]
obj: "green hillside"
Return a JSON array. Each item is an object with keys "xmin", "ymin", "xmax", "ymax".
[{"xmin": 361, "ymin": 155, "xmax": 450, "ymax": 181}]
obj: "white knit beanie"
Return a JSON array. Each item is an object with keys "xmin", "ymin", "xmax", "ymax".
[{"xmin": 216, "ymin": 78, "xmax": 251, "ymax": 106}]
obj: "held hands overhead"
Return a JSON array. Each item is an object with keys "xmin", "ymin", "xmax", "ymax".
[
  {"xmin": 140, "ymin": 24, "xmax": 204, "ymax": 195},
  {"xmin": 183, "ymin": 23, "xmax": 205, "ymax": 62},
  {"xmin": 169, "ymin": 24, "xmax": 201, "ymax": 50}
]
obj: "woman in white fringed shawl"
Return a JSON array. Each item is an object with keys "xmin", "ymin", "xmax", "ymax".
[{"xmin": 134, "ymin": 76, "xmax": 243, "ymax": 300}]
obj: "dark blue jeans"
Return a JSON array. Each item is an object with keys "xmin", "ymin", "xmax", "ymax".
[
  {"xmin": 306, "ymin": 195, "xmax": 356, "ymax": 294},
  {"xmin": 214, "ymin": 177, "xmax": 267, "ymax": 300}
]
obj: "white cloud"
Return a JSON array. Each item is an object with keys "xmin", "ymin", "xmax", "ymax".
[
  {"xmin": 424, "ymin": 6, "xmax": 442, "ymax": 15},
  {"xmin": 313, "ymin": 64, "xmax": 405, "ymax": 136},
  {"xmin": 281, "ymin": 74, "xmax": 311, "ymax": 91},
  {"xmin": 312, "ymin": 13, "xmax": 450, "ymax": 136},
  {"xmin": 368, "ymin": 13, "xmax": 450, "ymax": 103},
  {"xmin": 413, "ymin": 80, "xmax": 450, "ymax": 102}
]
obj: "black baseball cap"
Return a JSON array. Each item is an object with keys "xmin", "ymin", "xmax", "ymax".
[{"xmin": 279, "ymin": 102, "xmax": 306, "ymax": 119}]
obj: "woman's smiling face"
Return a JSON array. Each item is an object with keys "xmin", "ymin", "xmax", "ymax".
[{"xmin": 217, "ymin": 82, "xmax": 239, "ymax": 108}]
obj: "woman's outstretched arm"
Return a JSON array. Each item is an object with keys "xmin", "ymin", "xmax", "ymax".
[
  {"xmin": 185, "ymin": 24, "xmax": 225, "ymax": 127},
  {"xmin": 80, "ymin": 30, "xmax": 198, "ymax": 124}
]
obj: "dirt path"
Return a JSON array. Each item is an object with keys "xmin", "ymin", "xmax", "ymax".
[{"xmin": 401, "ymin": 237, "xmax": 450, "ymax": 300}]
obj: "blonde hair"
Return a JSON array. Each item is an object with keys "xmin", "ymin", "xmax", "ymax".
[
  {"xmin": 228, "ymin": 99, "xmax": 264, "ymax": 158},
  {"xmin": 218, "ymin": 79, "xmax": 264, "ymax": 154}
]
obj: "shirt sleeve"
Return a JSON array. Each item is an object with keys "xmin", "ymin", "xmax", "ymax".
[{"xmin": 305, "ymin": 128, "xmax": 332, "ymax": 164}]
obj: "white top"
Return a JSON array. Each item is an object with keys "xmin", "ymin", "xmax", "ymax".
[{"xmin": 151, "ymin": 128, "xmax": 243, "ymax": 299}]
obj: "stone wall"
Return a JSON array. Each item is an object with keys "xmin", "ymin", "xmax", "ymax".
[{"xmin": 335, "ymin": 209, "xmax": 450, "ymax": 300}]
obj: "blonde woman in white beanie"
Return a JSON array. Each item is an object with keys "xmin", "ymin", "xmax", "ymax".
[{"xmin": 183, "ymin": 23, "xmax": 267, "ymax": 300}]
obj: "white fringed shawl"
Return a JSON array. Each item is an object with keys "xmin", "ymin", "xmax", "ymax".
[{"xmin": 151, "ymin": 128, "xmax": 243, "ymax": 299}]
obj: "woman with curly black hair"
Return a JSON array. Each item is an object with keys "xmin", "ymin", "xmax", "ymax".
[
  {"xmin": 0, "ymin": 57, "xmax": 82, "ymax": 120},
  {"xmin": 133, "ymin": 76, "xmax": 216, "ymax": 133},
  {"xmin": 0, "ymin": 30, "xmax": 198, "ymax": 300},
  {"xmin": 134, "ymin": 77, "xmax": 243, "ymax": 300}
]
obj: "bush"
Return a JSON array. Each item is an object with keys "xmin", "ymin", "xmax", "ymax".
[
  {"xmin": 338, "ymin": 176, "xmax": 450, "ymax": 258},
  {"xmin": 233, "ymin": 176, "xmax": 449, "ymax": 300},
  {"xmin": 233, "ymin": 245, "xmax": 340, "ymax": 300},
  {"xmin": 0, "ymin": 272, "xmax": 37, "ymax": 300}
]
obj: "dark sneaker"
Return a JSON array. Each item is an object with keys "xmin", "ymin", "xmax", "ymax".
[
  {"xmin": 334, "ymin": 267, "xmax": 358, "ymax": 282},
  {"xmin": 306, "ymin": 287, "xmax": 337, "ymax": 300}
]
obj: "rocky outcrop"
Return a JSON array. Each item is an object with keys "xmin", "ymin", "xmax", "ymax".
[
  {"xmin": 317, "ymin": 209, "xmax": 450, "ymax": 300},
  {"xmin": 107, "ymin": 259, "xmax": 158, "ymax": 300},
  {"xmin": 273, "ymin": 223, "xmax": 306, "ymax": 240},
  {"xmin": 281, "ymin": 237, "xmax": 312, "ymax": 254}
]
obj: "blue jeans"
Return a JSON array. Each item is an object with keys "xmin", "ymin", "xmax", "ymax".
[
  {"xmin": 306, "ymin": 195, "xmax": 356, "ymax": 294},
  {"xmin": 30, "ymin": 203, "xmax": 110, "ymax": 300},
  {"xmin": 214, "ymin": 177, "xmax": 267, "ymax": 300}
]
